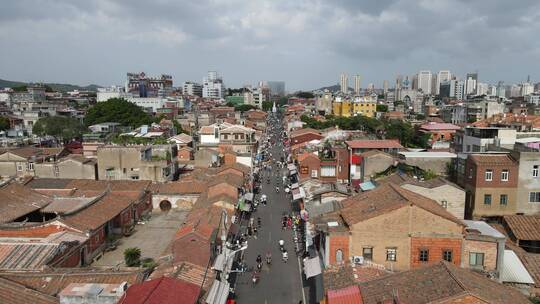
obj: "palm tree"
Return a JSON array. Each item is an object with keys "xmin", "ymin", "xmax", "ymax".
[{"xmin": 124, "ymin": 247, "xmax": 141, "ymax": 267}]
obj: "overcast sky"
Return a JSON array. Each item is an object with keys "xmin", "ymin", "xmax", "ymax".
[{"xmin": 1, "ymin": 0, "xmax": 539, "ymax": 91}]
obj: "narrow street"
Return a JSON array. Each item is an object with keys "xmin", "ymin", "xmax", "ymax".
[{"xmin": 234, "ymin": 113, "xmax": 306, "ymax": 304}]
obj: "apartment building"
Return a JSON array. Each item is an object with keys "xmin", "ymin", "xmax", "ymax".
[{"xmin": 97, "ymin": 145, "xmax": 177, "ymax": 182}]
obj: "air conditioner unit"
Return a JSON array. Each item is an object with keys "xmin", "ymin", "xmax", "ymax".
[{"xmin": 353, "ymin": 256, "xmax": 364, "ymax": 265}]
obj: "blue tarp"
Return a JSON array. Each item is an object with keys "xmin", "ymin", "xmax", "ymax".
[{"xmin": 359, "ymin": 180, "xmax": 376, "ymax": 191}]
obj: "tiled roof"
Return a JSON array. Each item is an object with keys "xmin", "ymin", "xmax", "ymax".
[
  {"xmin": 61, "ymin": 192, "xmax": 138, "ymax": 231},
  {"xmin": 340, "ymin": 183, "xmax": 462, "ymax": 226},
  {"xmin": 327, "ymin": 285, "xmax": 362, "ymax": 304},
  {"xmin": 359, "ymin": 149, "xmax": 393, "ymax": 158},
  {"xmin": 504, "ymin": 215, "xmax": 540, "ymax": 241},
  {"xmin": 2, "ymin": 147, "xmax": 65, "ymax": 159},
  {"xmin": 469, "ymin": 153, "xmax": 517, "ymax": 166},
  {"xmin": 41, "ymin": 196, "xmax": 99, "ymax": 215},
  {"xmin": 297, "ymin": 152, "xmax": 318, "ymax": 162},
  {"xmin": 119, "ymin": 277, "xmax": 200, "ymax": 304},
  {"xmin": 151, "ymin": 181, "xmax": 207, "ymax": 194},
  {"xmin": 419, "ymin": 122, "xmax": 461, "ymax": 131},
  {"xmin": 0, "ymin": 183, "xmax": 52, "ymax": 224},
  {"xmin": 26, "ymin": 178, "xmax": 151, "ymax": 193},
  {"xmin": 0, "ymin": 243, "xmax": 59, "ymax": 270},
  {"xmin": 472, "ymin": 113, "xmax": 540, "ymax": 129},
  {"xmin": 520, "ymin": 253, "xmax": 540, "ymax": 288},
  {"xmin": 169, "ymin": 133, "xmax": 193, "ymax": 144},
  {"xmin": 0, "ymin": 277, "xmax": 57, "ymax": 304},
  {"xmin": 150, "ymin": 261, "xmax": 214, "ymax": 291},
  {"xmin": 345, "ymin": 140, "xmax": 403, "ymax": 150},
  {"xmin": 0, "ymin": 222, "xmax": 74, "ymax": 238},
  {"xmin": 0, "ymin": 268, "xmax": 145, "ymax": 297},
  {"xmin": 359, "ymin": 261, "xmax": 530, "ymax": 304},
  {"xmin": 199, "ymin": 125, "xmax": 215, "ymax": 135},
  {"xmin": 59, "ymin": 154, "xmax": 96, "ymax": 164},
  {"xmin": 290, "ymin": 128, "xmax": 321, "ymax": 138},
  {"xmin": 323, "ymin": 265, "xmax": 356, "ymax": 292}
]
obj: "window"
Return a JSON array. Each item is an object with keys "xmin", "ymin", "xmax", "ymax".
[
  {"xmin": 311, "ymin": 170, "xmax": 318, "ymax": 178},
  {"xmin": 123, "ymin": 168, "xmax": 127, "ymax": 174},
  {"xmin": 500, "ymin": 194, "xmax": 508, "ymax": 205},
  {"xmin": 362, "ymin": 247, "xmax": 373, "ymax": 260},
  {"xmin": 443, "ymin": 250, "xmax": 453, "ymax": 262},
  {"xmin": 534, "ymin": 165, "xmax": 539, "ymax": 178},
  {"xmin": 468, "ymin": 168, "xmax": 473, "ymax": 179},
  {"xmin": 131, "ymin": 175, "xmax": 139, "ymax": 180},
  {"xmin": 484, "ymin": 169, "xmax": 493, "ymax": 181},
  {"xmin": 529, "ymin": 192, "xmax": 540, "ymax": 203},
  {"xmin": 27, "ymin": 162, "xmax": 34, "ymax": 171},
  {"xmin": 441, "ymin": 200, "xmax": 448, "ymax": 209},
  {"xmin": 501, "ymin": 170, "xmax": 509, "ymax": 181},
  {"xmin": 335, "ymin": 249, "xmax": 343, "ymax": 263},
  {"xmin": 484, "ymin": 194, "xmax": 492, "ymax": 205},
  {"xmin": 386, "ymin": 248, "xmax": 397, "ymax": 261},
  {"xmin": 320, "ymin": 165, "xmax": 336, "ymax": 177},
  {"xmin": 419, "ymin": 249, "xmax": 429, "ymax": 262},
  {"xmin": 469, "ymin": 252, "xmax": 484, "ymax": 267},
  {"xmin": 16, "ymin": 163, "xmax": 23, "ymax": 172}
]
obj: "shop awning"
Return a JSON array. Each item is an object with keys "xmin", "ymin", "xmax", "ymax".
[
  {"xmin": 359, "ymin": 180, "xmax": 376, "ymax": 191},
  {"xmin": 292, "ymin": 187, "xmax": 306, "ymax": 201},
  {"xmin": 244, "ymin": 193, "xmax": 254, "ymax": 201},
  {"xmin": 303, "ymin": 257, "xmax": 322, "ymax": 279},
  {"xmin": 212, "ymin": 253, "xmax": 225, "ymax": 272},
  {"xmin": 205, "ymin": 280, "xmax": 230, "ymax": 304}
]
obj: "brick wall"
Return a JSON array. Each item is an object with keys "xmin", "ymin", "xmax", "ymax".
[
  {"xmin": 463, "ymin": 239, "xmax": 498, "ymax": 272},
  {"xmin": 55, "ymin": 246, "xmax": 83, "ymax": 267},
  {"xmin": 299, "ymin": 155, "xmax": 320, "ymax": 181},
  {"xmin": 410, "ymin": 237, "xmax": 462, "ymax": 268},
  {"xmin": 88, "ymin": 227, "xmax": 105, "ymax": 255},
  {"xmin": 329, "ymin": 234, "xmax": 350, "ymax": 265}
]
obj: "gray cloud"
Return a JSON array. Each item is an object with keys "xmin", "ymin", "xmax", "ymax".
[{"xmin": 0, "ymin": 0, "xmax": 538, "ymax": 90}]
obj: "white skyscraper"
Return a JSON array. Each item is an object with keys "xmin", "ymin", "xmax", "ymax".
[
  {"xmin": 521, "ymin": 82, "xmax": 534, "ymax": 96},
  {"xmin": 476, "ymin": 83, "xmax": 489, "ymax": 96},
  {"xmin": 417, "ymin": 70, "xmax": 432, "ymax": 95},
  {"xmin": 383, "ymin": 80, "xmax": 389, "ymax": 94},
  {"xmin": 436, "ymin": 70, "xmax": 451, "ymax": 95},
  {"xmin": 340, "ymin": 73, "xmax": 349, "ymax": 94},
  {"xmin": 202, "ymin": 71, "xmax": 224, "ymax": 99},
  {"xmin": 354, "ymin": 75, "xmax": 361, "ymax": 95},
  {"xmin": 465, "ymin": 76, "xmax": 477, "ymax": 95}
]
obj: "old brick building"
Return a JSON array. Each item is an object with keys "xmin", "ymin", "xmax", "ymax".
[{"xmin": 461, "ymin": 154, "xmax": 519, "ymax": 219}]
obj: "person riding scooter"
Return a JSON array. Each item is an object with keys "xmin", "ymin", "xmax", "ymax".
[{"xmin": 266, "ymin": 252, "xmax": 272, "ymax": 264}]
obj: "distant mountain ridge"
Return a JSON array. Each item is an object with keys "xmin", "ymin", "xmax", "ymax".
[{"xmin": 0, "ymin": 78, "xmax": 101, "ymax": 92}]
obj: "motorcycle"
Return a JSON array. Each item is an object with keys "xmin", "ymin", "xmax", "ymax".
[
  {"xmin": 257, "ymin": 262, "xmax": 262, "ymax": 270},
  {"xmin": 266, "ymin": 256, "xmax": 272, "ymax": 265},
  {"xmin": 252, "ymin": 272, "xmax": 259, "ymax": 285}
]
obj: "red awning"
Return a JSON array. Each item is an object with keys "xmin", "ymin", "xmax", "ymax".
[{"xmin": 351, "ymin": 154, "xmax": 362, "ymax": 165}]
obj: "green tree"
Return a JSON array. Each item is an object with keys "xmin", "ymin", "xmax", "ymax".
[
  {"xmin": 0, "ymin": 116, "xmax": 9, "ymax": 131},
  {"xmin": 84, "ymin": 98, "xmax": 153, "ymax": 128},
  {"xmin": 376, "ymin": 104, "xmax": 388, "ymax": 112},
  {"xmin": 32, "ymin": 116, "xmax": 86, "ymax": 143},
  {"xmin": 124, "ymin": 247, "xmax": 141, "ymax": 267},
  {"xmin": 262, "ymin": 101, "xmax": 273, "ymax": 111},
  {"xmin": 295, "ymin": 91, "xmax": 314, "ymax": 99},
  {"xmin": 235, "ymin": 104, "xmax": 257, "ymax": 112},
  {"xmin": 173, "ymin": 120, "xmax": 187, "ymax": 135}
]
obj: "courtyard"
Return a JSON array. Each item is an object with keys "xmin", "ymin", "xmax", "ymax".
[{"xmin": 92, "ymin": 209, "xmax": 188, "ymax": 267}]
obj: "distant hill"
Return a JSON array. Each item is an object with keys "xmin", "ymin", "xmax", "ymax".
[
  {"xmin": 0, "ymin": 78, "xmax": 101, "ymax": 92},
  {"xmin": 314, "ymin": 84, "xmax": 353, "ymax": 92}
]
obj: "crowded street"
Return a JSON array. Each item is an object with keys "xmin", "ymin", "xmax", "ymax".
[{"xmin": 234, "ymin": 111, "xmax": 307, "ymax": 304}]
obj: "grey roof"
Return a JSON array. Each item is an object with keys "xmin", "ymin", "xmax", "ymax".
[
  {"xmin": 305, "ymin": 201, "xmax": 341, "ymax": 218},
  {"xmin": 463, "ymin": 220, "xmax": 505, "ymax": 239}
]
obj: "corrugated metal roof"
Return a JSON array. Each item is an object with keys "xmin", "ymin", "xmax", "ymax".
[
  {"xmin": 463, "ymin": 220, "xmax": 505, "ymax": 239},
  {"xmin": 500, "ymin": 250, "xmax": 535, "ymax": 284}
]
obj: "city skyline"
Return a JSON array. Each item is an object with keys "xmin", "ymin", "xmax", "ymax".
[{"xmin": 0, "ymin": 0, "xmax": 539, "ymax": 90}]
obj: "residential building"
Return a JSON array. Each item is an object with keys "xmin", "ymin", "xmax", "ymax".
[
  {"xmin": 332, "ymin": 96, "xmax": 377, "ymax": 118},
  {"xmin": 477, "ymin": 82, "xmax": 489, "ymax": 96},
  {"xmin": 436, "ymin": 70, "xmax": 451, "ymax": 95},
  {"xmin": 419, "ymin": 122, "xmax": 461, "ymax": 146},
  {"xmin": 462, "ymin": 154, "xmax": 519, "ymax": 219},
  {"xmin": 296, "ymin": 147, "xmax": 349, "ymax": 184},
  {"xmin": 126, "ymin": 72, "xmax": 173, "ymax": 98},
  {"xmin": 510, "ymin": 141, "xmax": 540, "ymax": 214},
  {"xmin": 353, "ymin": 75, "xmax": 361, "ymax": 95},
  {"xmin": 290, "ymin": 128, "xmax": 323, "ymax": 151},
  {"xmin": 97, "ymin": 145, "xmax": 177, "ymax": 182},
  {"xmin": 453, "ymin": 126, "xmax": 517, "ymax": 153},
  {"xmin": 314, "ymin": 183, "xmax": 465, "ymax": 271},
  {"xmin": 199, "ymin": 122, "xmax": 256, "ymax": 154},
  {"xmin": 266, "ymin": 81, "xmax": 285, "ymax": 96},
  {"xmin": 340, "ymin": 73, "xmax": 348, "ymax": 94},
  {"xmin": 357, "ymin": 150, "xmax": 394, "ymax": 182},
  {"xmin": 182, "ymin": 81, "xmax": 203, "ymax": 97},
  {"xmin": 417, "ymin": 70, "xmax": 432, "ymax": 95},
  {"xmin": 97, "ymin": 86, "xmax": 128, "ymax": 102},
  {"xmin": 119, "ymin": 277, "xmax": 200, "ymax": 304},
  {"xmin": 202, "ymin": 71, "xmax": 224, "ymax": 99},
  {"xmin": 357, "ymin": 262, "xmax": 529, "ymax": 304},
  {"xmin": 315, "ymin": 90, "xmax": 333, "ymax": 115},
  {"xmin": 502, "ymin": 215, "xmax": 540, "ymax": 253}
]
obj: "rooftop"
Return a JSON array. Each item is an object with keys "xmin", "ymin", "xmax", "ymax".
[
  {"xmin": 419, "ymin": 122, "xmax": 461, "ymax": 131},
  {"xmin": 398, "ymin": 151, "xmax": 457, "ymax": 158},
  {"xmin": 346, "ymin": 140, "xmax": 403, "ymax": 150},
  {"xmin": 119, "ymin": 277, "xmax": 200, "ymax": 304},
  {"xmin": 0, "ymin": 182, "xmax": 52, "ymax": 224},
  {"xmin": 504, "ymin": 214, "xmax": 540, "ymax": 241},
  {"xmin": 339, "ymin": 183, "xmax": 462, "ymax": 226},
  {"xmin": 359, "ymin": 261, "xmax": 530, "ymax": 304},
  {"xmin": 469, "ymin": 153, "xmax": 517, "ymax": 166}
]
